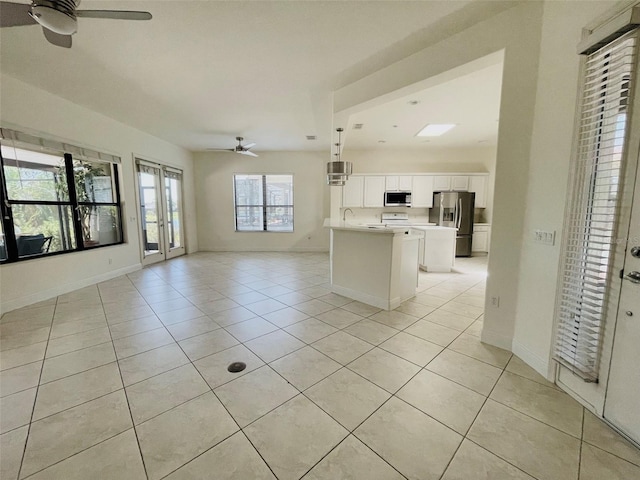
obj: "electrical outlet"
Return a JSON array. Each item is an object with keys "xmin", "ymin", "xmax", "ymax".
[
  {"xmin": 490, "ymin": 296, "xmax": 500, "ymax": 308},
  {"xmin": 534, "ymin": 229, "xmax": 555, "ymax": 246}
]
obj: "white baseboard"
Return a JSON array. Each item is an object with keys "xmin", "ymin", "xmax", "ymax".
[
  {"xmin": 331, "ymin": 285, "xmax": 394, "ymax": 310},
  {"xmin": 511, "ymin": 339, "xmax": 553, "ymax": 381},
  {"xmin": 1, "ymin": 263, "xmax": 142, "ymax": 314},
  {"xmin": 201, "ymin": 247, "xmax": 329, "ymax": 253}
]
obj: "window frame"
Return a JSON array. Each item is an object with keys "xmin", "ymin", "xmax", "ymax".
[
  {"xmin": 233, "ymin": 174, "xmax": 294, "ymax": 232},
  {"xmin": 0, "ymin": 145, "xmax": 125, "ymax": 264}
]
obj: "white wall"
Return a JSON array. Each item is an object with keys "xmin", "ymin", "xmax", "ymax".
[
  {"xmin": 333, "ymin": 0, "xmax": 628, "ymax": 400},
  {"xmin": 0, "ymin": 74, "xmax": 197, "ymax": 313},
  {"xmin": 513, "ymin": 1, "xmax": 624, "ymax": 408},
  {"xmin": 334, "ymin": 1, "xmax": 545, "ymax": 355},
  {"xmin": 194, "ymin": 151, "xmax": 330, "ymax": 252},
  {"xmin": 341, "ymin": 146, "xmax": 497, "ymax": 223}
]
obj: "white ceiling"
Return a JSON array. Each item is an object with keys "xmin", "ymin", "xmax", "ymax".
[
  {"xmin": 344, "ymin": 62, "xmax": 503, "ymax": 149},
  {"xmin": 0, "ymin": 1, "xmax": 509, "ymax": 153}
]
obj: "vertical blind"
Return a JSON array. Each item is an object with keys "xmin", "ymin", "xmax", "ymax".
[{"xmin": 554, "ymin": 30, "xmax": 639, "ymax": 381}]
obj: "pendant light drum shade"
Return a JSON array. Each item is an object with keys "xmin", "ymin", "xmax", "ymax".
[{"xmin": 326, "ymin": 128, "xmax": 352, "ymax": 186}]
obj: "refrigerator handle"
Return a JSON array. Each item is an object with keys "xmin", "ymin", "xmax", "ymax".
[
  {"xmin": 452, "ymin": 198, "xmax": 457, "ymax": 228},
  {"xmin": 457, "ymin": 199, "xmax": 462, "ymax": 229}
]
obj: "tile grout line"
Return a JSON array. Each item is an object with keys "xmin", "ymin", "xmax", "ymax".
[
  {"xmin": 97, "ymin": 283, "xmax": 152, "ymax": 480},
  {"xmin": 15, "ymin": 295, "xmax": 58, "ymax": 480},
  {"xmin": 157, "ymin": 322, "xmax": 282, "ymax": 480},
  {"xmin": 435, "ymin": 355, "xmax": 548, "ymax": 480},
  {"xmin": 577, "ymin": 409, "xmax": 585, "ymax": 480}
]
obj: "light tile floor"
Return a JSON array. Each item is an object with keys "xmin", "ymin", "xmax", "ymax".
[{"xmin": 1, "ymin": 252, "xmax": 639, "ymax": 480}]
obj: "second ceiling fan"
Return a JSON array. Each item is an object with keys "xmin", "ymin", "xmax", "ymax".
[{"xmin": 209, "ymin": 137, "xmax": 258, "ymax": 157}]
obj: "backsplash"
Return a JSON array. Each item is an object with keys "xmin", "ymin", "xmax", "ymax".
[{"xmin": 341, "ymin": 207, "xmax": 430, "ymax": 224}]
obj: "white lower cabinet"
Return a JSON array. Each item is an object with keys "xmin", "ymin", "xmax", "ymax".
[{"xmin": 472, "ymin": 224, "xmax": 491, "ymax": 252}]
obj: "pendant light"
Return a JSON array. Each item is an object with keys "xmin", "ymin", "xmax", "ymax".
[{"xmin": 326, "ymin": 128, "xmax": 352, "ymax": 186}]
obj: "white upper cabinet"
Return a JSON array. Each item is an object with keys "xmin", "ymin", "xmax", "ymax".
[
  {"xmin": 364, "ymin": 176, "xmax": 386, "ymax": 207},
  {"xmin": 433, "ymin": 176, "xmax": 452, "ymax": 191},
  {"xmin": 451, "ymin": 175, "xmax": 470, "ymax": 191},
  {"xmin": 412, "ymin": 176, "xmax": 434, "ymax": 208},
  {"xmin": 398, "ymin": 176, "xmax": 413, "ymax": 191},
  {"xmin": 342, "ymin": 175, "xmax": 364, "ymax": 208},
  {"xmin": 433, "ymin": 175, "xmax": 470, "ymax": 192},
  {"xmin": 469, "ymin": 175, "xmax": 488, "ymax": 208},
  {"xmin": 385, "ymin": 175, "xmax": 412, "ymax": 191}
]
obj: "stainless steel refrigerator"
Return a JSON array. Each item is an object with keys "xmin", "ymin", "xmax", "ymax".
[{"xmin": 430, "ymin": 191, "xmax": 475, "ymax": 257}]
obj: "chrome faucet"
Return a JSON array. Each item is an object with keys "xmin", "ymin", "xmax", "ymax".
[{"xmin": 342, "ymin": 208, "xmax": 354, "ymax": 222}]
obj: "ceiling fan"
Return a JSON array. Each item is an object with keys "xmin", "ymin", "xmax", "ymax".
[
  {"xmin": 0, "ymin": 0, "xmax": 152, "ymax": 48},
  {"xmin": 208, "ymin": 137, "xmax": 258, "ymax": 157}
]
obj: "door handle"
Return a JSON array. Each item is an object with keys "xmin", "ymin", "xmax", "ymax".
[{"xmin": 625, "ymin": 271, "xmax": 640, "ymax": 284}]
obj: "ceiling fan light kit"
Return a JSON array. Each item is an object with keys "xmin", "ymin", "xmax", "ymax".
[
  {"xmin": 30, "ymin": 1, "xmax": 76, "ymax": 34},
  {"xmin": 0, "ymin": 0, "xmax": 152, "ymax": 47},
  {"xmin": 327, "ymin": 128, "xmax": 352, "ymax": 186}
]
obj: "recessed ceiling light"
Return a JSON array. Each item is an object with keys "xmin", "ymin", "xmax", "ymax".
[
  {"xmin": 378, "ymin": 140, "xmax": 387, "ymax": 143},
  {"xmin": 408, "ymin": 100, "xmax": 419, "ymax": 105},
  {"xmin": 416, "ymin": 124, "xmax": 456, "ymax": 137},
  {"xmin": 306, "ymin": 135, "xmax": 317, "ymax": 140},
  {"xmin": 392, "ymin": 125, "xmax": 398, "ymax": 128},
  {"xmin": 353, "ymin": 123, "xmax": 364, "ymax": 130}
]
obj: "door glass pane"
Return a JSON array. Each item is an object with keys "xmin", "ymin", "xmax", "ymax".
[
  {"xmin": 236, "ymin": 207, "xmax": 263, "ymax": 231},
  {"xmin": 165, "ymin": 175, "xmax": 182, "ymax": 249},
  {"xmin": 0, "ymin": 221, "xmax": 7, "ymax": 261},
  {"xmin": 12, "ymin": 204, "xmax": 76, "ymax": 255},
  {"xmin": 139, "ymin": 170, "xmax": 162, "ymax": 255}
]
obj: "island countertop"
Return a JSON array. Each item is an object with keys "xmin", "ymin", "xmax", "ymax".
[{"xmin": 323, "ymin": 218, "xmax": 410, "ymax": 234}]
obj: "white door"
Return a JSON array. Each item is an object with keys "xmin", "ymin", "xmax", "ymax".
[
  {"xmin": 604, "ymin": 162, "xmax": 640, "ymax": 444},
  {"xmin": 163, "ymin": 168, "xmax": 186, "ymax": 260},
  {"xmin": 136, "ymin": 160, "xmax": 186, "ymax": 266}
]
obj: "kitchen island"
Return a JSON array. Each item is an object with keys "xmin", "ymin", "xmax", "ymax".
[
  {"xmin": 324, "ymin": 219, "xmax": 420, "ymax": 310},
  {"xmin": 410, "ymin": 226, "xmax": 457, "ymax": 272}
]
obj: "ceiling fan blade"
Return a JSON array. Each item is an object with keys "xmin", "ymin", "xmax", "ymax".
[
  {"xmin": 240, "ymin": 151, "xmax": 259, "ymax": 157},
  {"xmin": 0, "ymin": 1, "xmax": 37, "ymax": 28},
  {"xmin": 76, "ymin": 10, "xmax": 152, "ymax": 20},
  {"xmin": 42, "ymin": 27, "xmax": 72, "ymax": 48},
  {"xmin": 206, "ymin": 149, "xmax": 235, "ymax": 152},
  {"xmin": 242, "ymin": 143, "xmax": 256, "ymax": 150}
]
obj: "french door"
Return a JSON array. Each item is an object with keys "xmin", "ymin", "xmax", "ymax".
[{"xmin": 136, "ymin": 159, "xmax": 185, "ymax": 266}]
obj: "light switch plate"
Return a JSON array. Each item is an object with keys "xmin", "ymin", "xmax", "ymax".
[{"xmin": 534, "ymin": 229, "xmax": 555, "ymax": 246}]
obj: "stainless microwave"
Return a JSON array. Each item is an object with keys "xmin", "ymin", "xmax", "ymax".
[{"xmin": 384, "ymin": 191, "xmax": 412, "ymax": 207}]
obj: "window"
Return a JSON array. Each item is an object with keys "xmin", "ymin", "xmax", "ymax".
[
  {"xmin": 234, "ymin": 174, "xmax": 293, "ymax": 232},
  {"xmin": 554, "ymin": 30, "xmax": 638, "ymax": 381},
  {"xmin": 0, "ymin": 129, "xmax": 123, "ymax": 263}
]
